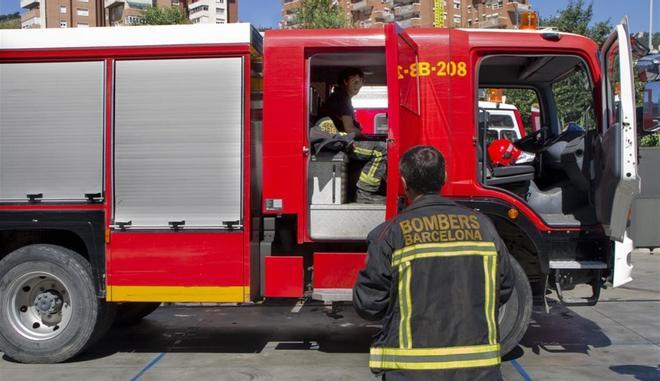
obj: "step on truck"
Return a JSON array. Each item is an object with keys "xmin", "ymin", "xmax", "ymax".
[{"xmin": 0, "ymin": 20, "xmax": 641, "ymax": 363}]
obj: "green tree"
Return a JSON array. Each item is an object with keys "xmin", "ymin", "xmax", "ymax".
[
  {"xmin": 501, "ymin": 88, "xmax": 537, "ymax": 133},
  {"xmin": 143, "ymin": 6, "xmax": 190, "ymax": 25},
  {"xmin": 0, "ymin": 12, "xmax": 20, "ymax": 29},
  {"xmin": 640, "ymin": 133, "xmax": 660, "ymax": 147},
  {"xmin": 293, "ymin": 0, "xmax": 349, "ymax": 29},
  {"xmin": 634, "ymin": 32, "xmax": 660, "ymax": 51},
  {"xmin": 540, "ymin": 0, "xmax": 611, "ymax": 44}
]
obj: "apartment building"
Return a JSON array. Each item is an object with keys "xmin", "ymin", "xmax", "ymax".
[
  {"xmin": 188, "ymin": 0, "xmax": 237, "ymax": 24},
  {"xmin": 21, "ymin": 0, "xmax": 105, "ymax": 29},
  {"xmin": 106, "ymin": 0, "xmax": 188, "ymax": 26},
  {"xmin": 22, "ymin": 0, "xmax": 237, "ymax": 28},
  {"xmin": 281, "ymin": 0, "xmax": 530, "ymax": 30}
]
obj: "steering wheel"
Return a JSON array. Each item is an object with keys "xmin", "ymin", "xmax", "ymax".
[{"xmin": 513, "ymin": 127, "xmax": 548, "ymax": 154}]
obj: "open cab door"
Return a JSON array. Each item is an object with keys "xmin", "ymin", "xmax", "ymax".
[
  {"xmin": 595, "ymin": 18, "xmax": 641, "ymax": 242},
  {"xmin": 384, "ymin": 23, "xmax": 422, "ymax": 217},
  {"xmin": 305, "ymin": 23, "xmax": 420, "ymax": 241}
]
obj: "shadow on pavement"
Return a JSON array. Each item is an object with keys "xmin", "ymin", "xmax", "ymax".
[
  {"xmin": 609, "ymin": 365, "xmax": 660, "ymax": 381},
  {"xmin": 73, "ymin": 303, "xmax": 378, "ymax": 363},
  {"xmin": 519, "ymin": 300, "xmax": 611, "ymax": 355}
]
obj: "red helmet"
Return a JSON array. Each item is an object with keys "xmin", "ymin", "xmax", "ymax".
[{"xmin": 488, "ymin": 139, "xmax": 522, "ymax": 166}]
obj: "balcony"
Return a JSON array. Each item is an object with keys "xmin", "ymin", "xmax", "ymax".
[
  {"xmin": 351, "ymin": 0, "xmax": 369, "ymax": 11},
  {"xmin": 105, "ymin": 0, "xmax": 125, "ymax": 8},
  {"xmin": 20, "ymin": 0, "xmax": 39, "ymax": 9},
  {"xmin": 480, "ymin": 16, "xmax": 507, "ymax": 29},
  {"xmin": 395, "ymin": 11, "xmax": 420, "ymax": 22},
  {"xmin": 356, "ymin": 19, "xmax": 374, "ymax": 28},
  {"xmin": 393, "ymin": 0, "xmax": 415, "ymax": 6},
  {"xmin": 22, "ymin": 7, "xmax": 40, "ymax": 20},
  {"xmin": 373, "ymin": 9, "xmax": 394, "ymax": 23},
  {"xmin": 396, "ymin": 17, "xmax": 421, "ymax": 28},
  {"xmin": 394, "ymin": 3, "xmax": 420, "ymax": 17},
  {"xmin": 21, "ymin": 16, "xmax": 40, "ymax": 28}
]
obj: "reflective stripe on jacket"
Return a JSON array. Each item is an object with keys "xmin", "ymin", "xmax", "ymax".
[{"xmin": 353, "ymin": 194, "xmax": 514, "ymax": 380}]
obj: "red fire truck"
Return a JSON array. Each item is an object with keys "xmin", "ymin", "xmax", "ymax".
[{"xmin": 0, "ymin": 20, "xmax": 639, "ymax": 363}]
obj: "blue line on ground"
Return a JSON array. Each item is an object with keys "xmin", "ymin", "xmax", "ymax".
[
  {"xmin": 511, "ymin": 359, "xmax": 533, "ymax": 381},
  {"xmin": 131, "ymin": 352, "xmax": 166, "ymax": 381}
]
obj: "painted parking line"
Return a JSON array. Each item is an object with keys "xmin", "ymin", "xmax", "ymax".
[
  {"xmin": 511, "ymin": 359, "xmax": 533, "ymax": 381},
  {"xmin": 131, "ymin": 352, "xmax": 166, "ymax": 381}
]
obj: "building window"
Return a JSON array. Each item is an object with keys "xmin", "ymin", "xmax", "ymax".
[
  {"xmin": 79, "ymin": 0, "xmax": 88, "ymax": 2},
  {"xmin": 77, "ymin": 8, "xmax": 89, "ymax": 16},
  {"xmin": 189, "ymin": 5, "xmax": 209, "ymax": 14},
  {"xmin": 453, "ymin": 15, "xmax": 461, "ymax": 23},
  {"xmin": 60, "ymin": 21, "xmax": 68, "ymax": 27},
  {"xmin": 216, "ymin": 7, "xmax": 223, "ymax": 13},
  {"xmin": 216, "ymin": 0, "xmax": 224, "ymax": 3},
  {"xmin": 60, "ymin": 5, "xmax": 67, "ymax": 13},
  {"xmin": 77, "ymin": 23, "xmax": 89, "ymax": 27}
]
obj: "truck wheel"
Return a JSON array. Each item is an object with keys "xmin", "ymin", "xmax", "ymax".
[
  {"xmin": 0, "ymin": 244, "xmax": 101, "ymax": 363},
  {"xmin": 114, "ymin": 302, "xmax": 160, "ymax": 326},
  {"xmin": 498, "ymin": 256, "xmax": 533, "ymax": 355}
]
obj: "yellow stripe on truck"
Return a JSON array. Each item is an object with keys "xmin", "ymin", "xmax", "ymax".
[{"xmin": 107, "ymin": 286, "xmax": 247, "ymax": 303}]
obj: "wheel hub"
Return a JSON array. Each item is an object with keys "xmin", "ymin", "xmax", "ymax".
[
  {"xmin": 7, "ymin": 271, "xmax": 73, "ymax": 341},
  {"xmin": 34, "ymin": 290, "xmax": 63, "ymax": 315}
]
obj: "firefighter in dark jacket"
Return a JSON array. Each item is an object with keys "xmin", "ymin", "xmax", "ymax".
[{"xmin": 353, "ymin": 145, "xmax": 515, "ymax": 381}]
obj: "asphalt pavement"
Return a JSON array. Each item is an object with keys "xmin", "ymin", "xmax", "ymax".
[{"xmin": 1, "ymin": 251, "xmax": 658, "ymax": 381}]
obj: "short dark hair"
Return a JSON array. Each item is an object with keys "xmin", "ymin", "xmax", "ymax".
[
  {"xmin": 399, "ymin": 146, "xmax": 446, "ymax": 194},
  {"xmin": 337, "ymin": 67, "xmax": 364, "ymax": 86}
]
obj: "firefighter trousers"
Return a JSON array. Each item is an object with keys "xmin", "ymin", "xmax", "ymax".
[{"xmin": 349, "ymin": 140, "xmax": 387, "ymax": 193}]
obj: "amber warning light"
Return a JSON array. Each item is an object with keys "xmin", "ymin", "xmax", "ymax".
[
  {"xmin": 519, "ymin": 10, "xmax": 538, "ymax": 30},
  {"xmin": 489, "ymin": 88, "xmax": 503, "ymax": 103}
]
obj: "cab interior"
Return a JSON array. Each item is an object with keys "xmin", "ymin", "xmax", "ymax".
[
  {"xmin": 306, "ymin": 50, "xmax": 389, "ymax": 240},
  {"xmin": 477, "ymin": 54, "xmax": 599, "ymax": 226}
]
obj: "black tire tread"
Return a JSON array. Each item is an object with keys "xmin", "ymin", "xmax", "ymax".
[{"xmin": 499, "ymin": 256, "xmax": 533, "ymax": 355}]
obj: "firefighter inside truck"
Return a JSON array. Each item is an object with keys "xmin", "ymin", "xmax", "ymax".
[
  {"xmin": 306, "ymin": 51, "xmax": 389, "ymax": 240},
  {"xmin": 477, "ymin": 55, "xmax": 599, "ymax": 227}
]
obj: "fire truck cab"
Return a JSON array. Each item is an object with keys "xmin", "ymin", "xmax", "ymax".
[{"xmin": 0, "ymin": 21, "xmax": 639, "ymax": 363}]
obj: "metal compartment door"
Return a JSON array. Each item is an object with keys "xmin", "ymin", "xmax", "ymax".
[
  {"xmin": 595, "ymin": 18, "xmax": 640, "ymax": 241},
  {"xmin": 384, "ymin": 23, "xmax": 421, "ymax": 217},
  {"xmin": 0, "ymin": 62, "xmax": 104, "ymax": 202},
  {"xmin": 113, "ymin": 57, "xmax": 243, "ymax": 229}
]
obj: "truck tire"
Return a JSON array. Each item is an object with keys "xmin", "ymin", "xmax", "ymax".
[
  {"xmin": 498, "ymin": 256, "xmax": 533, "ymax": 355},
  {"xmin": 85, "ymin": 300, "xmax": 117, "ymax": 350},
  {"xmin": 0, "ymin": 244, "xmax": 102, "ymax": 363},
  {"xmin": 114, "ymin": 302, "xmax": 160, "ymax": 326}
]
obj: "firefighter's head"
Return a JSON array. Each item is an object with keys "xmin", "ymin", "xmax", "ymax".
[
  {"xmin": 400, "ymin": 146, "xmax": 446, "ymax": 199},
  {"xmin": 338, "ymin": 67, "xmax": 364, "ymax": 97}
]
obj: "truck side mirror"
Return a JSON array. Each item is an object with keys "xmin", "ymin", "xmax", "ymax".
[{"xmin": 641, "ymin": 81, "xmax": 660, "ymax": 134}]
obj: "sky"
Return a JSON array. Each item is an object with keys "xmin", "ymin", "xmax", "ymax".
[{"xmin": 0, "ymin": 0, "xmax": 656, "ymax": 33}]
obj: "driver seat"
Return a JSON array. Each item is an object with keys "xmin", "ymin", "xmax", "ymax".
[{"xmin": 487, "ymin": 165, "xmax": 535, "ymax": 185}]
